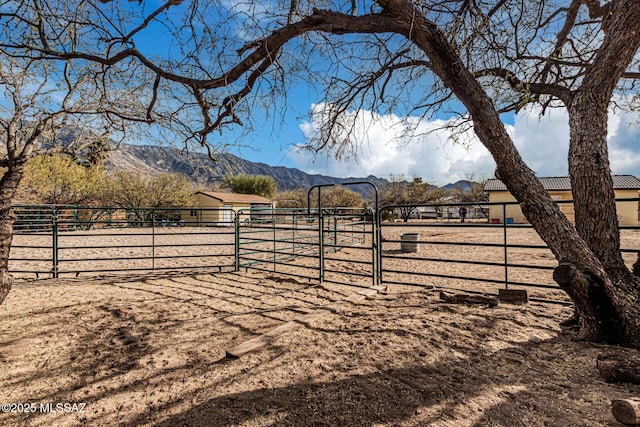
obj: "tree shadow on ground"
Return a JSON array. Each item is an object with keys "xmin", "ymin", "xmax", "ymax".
[
  {"xmin": 115, "ymin": 296, "xmax": 639, "ymax": 427},
  {"xmin": 119, "ymin": 333, "xmax": 626, "ymax": 427},
  {"xmin": 2, "ymin": 274, "xmax": 638, "ymax": 427}
]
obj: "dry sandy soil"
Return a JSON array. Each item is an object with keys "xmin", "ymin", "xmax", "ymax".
[
  {"xmin": 1, "ymin": 267, "xmax": 640, "ymax": 427},
  {"xmin": 0, "ymin": 227, "xmax": 640, "ymax": 426}
]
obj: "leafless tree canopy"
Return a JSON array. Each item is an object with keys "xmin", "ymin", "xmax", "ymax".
[
  {"xmin": 2, "ymin": 0, "xmax": 636, "ymax": 155},
  {"xmin": 3, "ymin": 1, "xmax": 640, "ymax": 347}
]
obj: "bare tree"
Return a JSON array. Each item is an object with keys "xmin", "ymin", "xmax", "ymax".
[
  {"xmin": 0, "ymin": 2, "xmax": 175, "ymax": 303},
  {"xmin": 0, "ymin": 55, "xmax": 113, "ymax": 303},
  {"xmin": 380, "ymin": 176, "xmax": 445, "ymax": 222},
  {"xmin": 2, "ymin": 0, "xmax": 640, "ymax": 348}
]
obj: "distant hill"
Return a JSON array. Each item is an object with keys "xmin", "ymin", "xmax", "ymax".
[
  {"xmin": 103, "ymin": 144, "xmax": 481, "ymax": 200},
  {"xmin": 441, "ymin": 180, "xmax": 474, "ymax": 191},
  {"xmin": 104, "ymin": 144, "xmax": 390, "ymax": 195}
]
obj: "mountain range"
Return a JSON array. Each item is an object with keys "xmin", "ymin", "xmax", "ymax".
[{"xmin": 103, "ymin": 144, "xmax": 473, "ymax": 194}]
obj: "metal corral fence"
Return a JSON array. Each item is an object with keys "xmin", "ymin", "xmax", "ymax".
[
  {"xmin": 378, "ymin": 198, "xmax": 640, "ymax": 304},
  {"xmin": 9, "ymin": 204, "xmax": 375, "ymax": 284},
  {"xmin": 9, "ymin": 198, "xmax": 640, "ymax": 305},
  {"xmin": 9, "ymin": 205, "xmax": 237, "ymax": 278},
  {"xmin": 236, "ymin": 207, "xmax": 376, "ymax": 288},
  {"xmin": 234, "ymin": 182, "xmax": 380, "ymax": 288}
]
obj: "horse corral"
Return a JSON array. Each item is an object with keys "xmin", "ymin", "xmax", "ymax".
[{"xmin": 3, "ymin": 204, "xmax": 640, "ymax": 425}]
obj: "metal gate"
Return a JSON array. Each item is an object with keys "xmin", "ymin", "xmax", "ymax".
[{"xmin": 237, "ymin": 183, "xmax": 379, "ymax": 287}]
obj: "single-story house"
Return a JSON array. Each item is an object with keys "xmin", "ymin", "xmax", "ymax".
[
  {"xmin": 484, "ymin": 175, "xmax": 640, "ymax": 225},
  {"xmin": 182, "ymin": 191, "xmax": 274, "ymax": 226}
]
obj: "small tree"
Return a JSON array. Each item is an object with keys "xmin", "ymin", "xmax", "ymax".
[
  {"xmin": 105, "ymin": 172, "xmax": 196, "ymax": 225},
  {"xmin": 449, "ymin": 179, "xmax": 489, "ymax": 219},
  {"xmin": 381, "ymin": 176, "xmax": 445, "ymax": 222},
  {"xmin": 226, "ymin": 174, "xmax": 277, "ymax": 199},
  {"xmin": 274, "ymin": 189, "xmax": 307, "ymax": 209},
  {"xmin": 450, "ymin": 182, "xmax": 488, "ymax": 204},
  {"xmin": 17, "ymin": 155, "xmax": 106, "ymax": 206},
  {"xmin": 321, "ymin": 187, "xmax": 364, "ymax": 209},
  {"xmin": 275, "ymin": 187, "xmax": 364, "ymax": 210}
]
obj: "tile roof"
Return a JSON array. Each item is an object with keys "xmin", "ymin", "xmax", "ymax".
[
  {"xmin": 484, "ymin": 175, "xmax": 640, "ymax": 192},
  {"xmin": 197, "ymin": 191, "xmax": 272, "ymax": 204}
]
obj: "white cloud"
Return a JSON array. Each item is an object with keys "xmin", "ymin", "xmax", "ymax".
[
  {"xmin": 288, "ymin": 103, "xmax": 640, "ymax": 185},
  {"xmin": 510, "ymin": 107, "xmax": 569, "ymax": 177},
  {"xmin": 607, "ymin": 108, "xmax": 640, "ymax": 174}
]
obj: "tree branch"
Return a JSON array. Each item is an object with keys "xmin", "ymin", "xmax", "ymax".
[
  {"xmin": 475, "ymin": 67, "xmax": 573, "ymax": 103},
  {"xmin": 14, "ymin": 10, "xmax": 402, "ymax": 92},
  {"xmin": 123, "ymin": 0, "xmax": 179, "ymax": 42}
]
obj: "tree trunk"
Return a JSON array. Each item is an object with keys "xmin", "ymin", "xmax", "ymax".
[
  {"xmin": 0, "ymin": 166, "xmax": 25, "ymax": 306},
  {"xmin": 377, "ymin": 0, "xmax": 640, "ymax": 347},
  {"xmin": 568, "ymin": 96, "xmax": 625, "ymax": 273},
  {"xmin": 554, "ymin": 0, "xmax": 640, "ymax": 346},
  {"xmin": 559, "ymin": 89, "xmax": 640, "ymax": 345}
]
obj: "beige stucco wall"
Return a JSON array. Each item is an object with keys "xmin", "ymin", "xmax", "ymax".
[
  {"xmin": 196, "ymin": 193, "xmax": 224, "ymax": 224},
  {"xmin": 488, "ymin": 189, "xmax": 638, "ymax": 225},
  {"xmin": 488, "ymin": 191, "xmax": 525, "ymax": 224},
  {"xmin": 224, "ymin": 202, "xmax": 252, "ymax": 223},
  {"xmin": 179, "ymin": 194, "xmax": 253, "ymax": 225},
  {"xmin": 615, "ymin": 189, "xmax": 639, "ymax": 226}
]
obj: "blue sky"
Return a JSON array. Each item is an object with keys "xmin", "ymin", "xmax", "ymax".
[
  {"xmin": 2, "ymin": 1, "xmax": 636, "ymax": 186},
  {"xmin": 219, "ymin": 97, "xmax": 640, "ymax": 186},
  {"xmin": 126, "ymin": 1, "xmax": 640, "ymax": 186}
]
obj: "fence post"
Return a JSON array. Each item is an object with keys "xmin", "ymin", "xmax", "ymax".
[
  {"xmin": 333, "ymin": 215, "xmax": 338, "ymax": 253},
  {"xmin": 234, "ymin": 210, "xmax": 240, "ymax": 272},
  {"xmin": 292, "ymin": 210, "xmax": 297, "ymax": 255},
  {"xmin": 151, "ymin": 209, "xmax": 156, "ymax": 270},
  {"xmin": 370, "ymin": 209, "xmax": 376, "ymax": 286},
  {"xmin": 319, "ymin": 210, "xmax": 325, "ymax": 283},
  {"xmin": 272, "ymin": 212, "xmax": 276, "ymax": 272},
  {"xmin": 503, "ymin": 203, "xmax": 508, "ymax": 289},
  {"xmin": 52, "ymin": 208, "xmax": 59, "ymax": 278}
]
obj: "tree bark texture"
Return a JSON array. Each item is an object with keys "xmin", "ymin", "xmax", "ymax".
[
  {"xmin": 375, "ymin": 0, "xmax": 640, "ymax": 346},
  {"xmin": 560, "ymin": 0, "xmax": 640, "ymax": 346},
  {"xmin": 566, "ymin": 0, "xmax": 640, "ymax": 276},
  {"xmin": 0, "ymin": 166, "xmax": 24, "ymax": 306}
]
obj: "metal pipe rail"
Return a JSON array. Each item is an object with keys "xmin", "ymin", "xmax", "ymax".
[
  {"xmin": 9, "ymin": 205, "xmax": 237, "ymax": 279},
  {"xmin": 237, "ymin": 206, "xmax": 376, "ymax": 287},
  {"xmin": 10, "ymin": 196, "xmax": 640, "ymax": 308},
  {"xmin": 378, "ymin": 198, "xmax": 640, "ymax": 304}
]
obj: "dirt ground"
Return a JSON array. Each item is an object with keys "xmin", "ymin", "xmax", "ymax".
[{"xmin": 1, "ymin": 269, "xmax": 640, "ymax": 427}]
